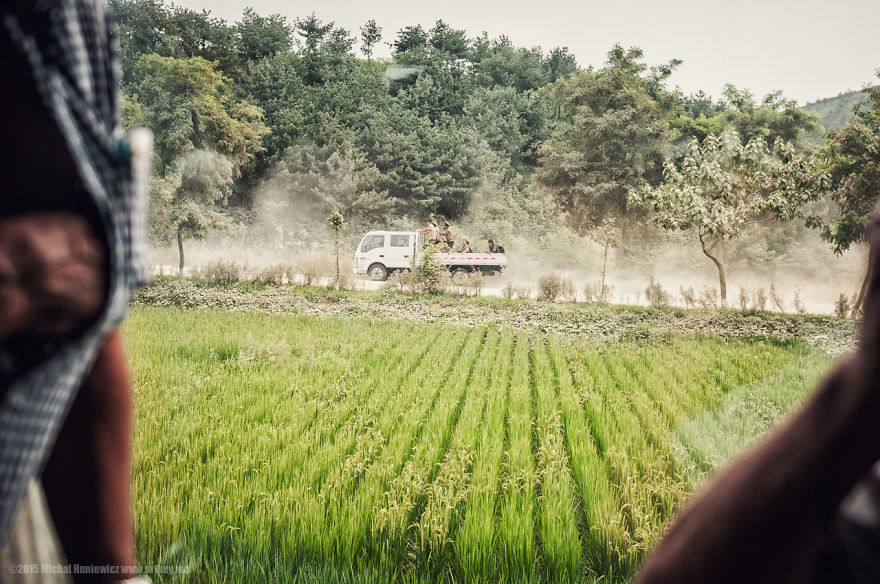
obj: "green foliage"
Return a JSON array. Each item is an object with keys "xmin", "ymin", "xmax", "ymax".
[
  {"xmin": 634, "ymin": 130, "xmax": 817, "ymax": 241},
  {"xmin": 812, "ymin": 78, "xmax": 880, "ymax": 254},
  {"xmin": 633, "ymin": 129, "xmax": 821, "ymax": 302},
  {"xmin": 416, "ymin": 244, "xmax": 443, "ymax": 294},
  {"xmin": 645, "ymin": 277, "xmax": 671, "ymax": 307},
  {"xmin": 235, "ymin": 7, "xmax": 293, "ymax": 63},
  {"xmin": 535, "ymin": 45, "xmax": 682, "ymax": 238},
  {"xmin": 129, "ymin": 54, "xmax": 268, "ymax": 173},
  {"xmin": 835, "ymin": 293, "xmax": 852, "ymax": 318},
  {"xmin": 198, "ymin": 259, "xmax": 242, "ymax": 285},
  {"xmin": 148, "ymin": 150, "xmax": 235, "ymax": 271},
  {"xmin": 355, "ymin": 103, "xmax": 489, "ymax": 218},
  {"xmin": 359, "ymin": 19, "xmax": 381, "ymax": 61},
  {"xmin": 678, "ymin": 85, "xmax": 820, "ymax": 147},
  {"xmin": 538, "ymin": 272, "xmax": 575, "ymax": 301}
]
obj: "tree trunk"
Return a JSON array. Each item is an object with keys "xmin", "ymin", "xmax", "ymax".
[
  {"xmin": 700, "ymin": 233, "xmax": 727, "ymax": 305},
  {"xmin": 616, "ymin": 213, "xmax": 628, "ymax": 266},
  {"xmin": 335, "ymin": 234, "xmax": 340, "ymax": 289},
  {"xmin": 850, "ymin": 262, "xmax": 872, "ymax": 317},
  {"xmin": 177, "ymin": 226, "xmax": 185, "ymax": 277},
  {"xmin": 601, "ymin": 244, "xmax": 608, "ymax": 302}
]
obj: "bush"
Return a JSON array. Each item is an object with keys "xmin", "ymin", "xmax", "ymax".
[
  {"xmin": 502, "ymin": 281, "xmax": 516, "ymax": 299},
  {"xmin": 416, "ymin": 245, "xmax": 444, "ymax": 294},
  {"xmin": 753, "ymin": 288, "xmax": 767, "ymax": 312},
  {"xmin": 462, "ymin": 272, "xmax": 484, "ymax": 297},
  {"xmin": 199, "ymin": 260, "xmax": 242, "ymax": 285},
  {"xmin": 582, "ymin": 280, "xmax": 612, "ymax": 304},
  {"xmin": 793, "ymin": 291, "xmax": 807, "ymax": 315},
  {"xmin": 770, "ymin": 284, "xmax": 785, "ymax": 313},
  {"xmin": 384, "ymin": 269, "xmax": 417, "ymax": 293},
  {"xmin": 834, "ymin": 293, "xmax": 851, "ymax": 318},
  {"xmin": 680, "ymin": 286, "xmax": 696, "ymax": 309},
  {"xmin": 738, "ymin": 287, "xmax": 749, "ymax": 312},
  {"xmin": 538, "ymin": 272, "xmax": 574, "ymax": 302},
  {"xmin": 644, "ymin": 277, "xmax": 670, "ymax": 307},
  {"xmin": 255, "ymin": 264, "xmax": 292, "ymax": 286},
  {"xmin": 697, "ymin": 286, "xmax": 719, "ymax": 309}
]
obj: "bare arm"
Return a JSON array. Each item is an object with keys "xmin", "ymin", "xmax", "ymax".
[
  {"xmin": 635, "ymin": 216, "xmax": 880, "ymax": 584},
  {"xmin": 0, "ymin": 213, "xmax": 106, "ymax": 340}
]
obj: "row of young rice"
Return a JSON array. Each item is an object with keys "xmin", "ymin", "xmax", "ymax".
[{"xmin": 125, "ymin": 307, "xmax": 833, "ymax": 583}]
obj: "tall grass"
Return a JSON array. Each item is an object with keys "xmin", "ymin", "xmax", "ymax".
[{"xmin": 125, "ymin": 308, "xmax": 832, "ymax": 583}]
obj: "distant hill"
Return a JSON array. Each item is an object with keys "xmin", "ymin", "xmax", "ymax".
[{"xmin": 803, "ymin": 90, "xmax": 870, "ymax": 130}]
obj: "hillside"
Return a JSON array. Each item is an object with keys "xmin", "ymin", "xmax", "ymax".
[{"xmin": 803, "ymin": 90, "xmax": 869, "ymax": 130}]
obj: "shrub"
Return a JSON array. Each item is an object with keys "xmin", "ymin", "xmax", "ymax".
[
  {"xmin": 793, "ymin": 291, "xmax": 806, "ymax": 315},
  {"xmin": 300, "ymin": 258, "xmax": 324, "ymax": 286},
  {"xmin": 502, "ymin": 281, "xmax": 516, "ymax": 299},
  {"xmin": 834, "ymin": 293, "xmax": 851, "ymax": 318},
  {"xmin": 416, "ymin": 245, "xmax": 443, "ymax": 294},
  {"xmin": 384, "ymin": 270, "xmax": 417, "ymax": 293},
  {"xmin": 584, "ymin": 280, "xmax": 613, "ymax": 304},
  {"xmin": 770, "ymin": 284, "xmax": 785, "ymax": 313},
  {"xmin": 199, "ymin": 260, "xmax": 242, "ymax": 285},
  {"xmin": 697, "ymin": 286, "xmax": 719, "ymax": 309},
  {"xmin": 462, "ymin": 272, "xmax": 484, "ymax": 297},
  {"xmin": 753, "ymin": 288, "xmax": 767, "ymax": 312},
  {"xmin": 738, "ymin": 287, "xmax": 749, "ymax": 312},
  {"xmin": 644, "ymin": 277, "xmax": 670, "ymax": 307},
  {"xmin": 255, "ymin": 264, "xmax": 292, "ymax": 286},
  {"xmin": 680, "ymin": 286, "xmax": 696, "ymax": 309},
  {"xmin": 538, "ymin": 272, "xmax": 574, "ymax": 302}
]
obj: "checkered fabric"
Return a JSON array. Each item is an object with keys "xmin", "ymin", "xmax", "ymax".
[{"xmin": 0, "ymin": 1, "xmax": 148, "ymax": 541}]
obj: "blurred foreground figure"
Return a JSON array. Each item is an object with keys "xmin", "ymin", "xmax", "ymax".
[
  {"xmin": 0, "ymin": 1, "xmax": 149, "ymax": 582},
  {"xmin": 636, "ymin": 212, "xmax": 880, "ymax": 584}
]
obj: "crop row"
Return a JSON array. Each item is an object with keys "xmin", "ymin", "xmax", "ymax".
[{"xmin": 127, "ymin": 308, "xmax": 831, "ymax": 583}]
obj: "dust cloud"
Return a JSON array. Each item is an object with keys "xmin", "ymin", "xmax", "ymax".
[{"xmin": 147, "ymin": 154, "xmax": 869, "ymax": 317}]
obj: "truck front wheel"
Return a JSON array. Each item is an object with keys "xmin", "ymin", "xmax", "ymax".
[{"xmin": 368, "ymin": 263, "xmax": 388, "ymax": 281}]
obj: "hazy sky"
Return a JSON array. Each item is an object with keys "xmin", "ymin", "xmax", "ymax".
[{"xmin": 172, "ymin": 0, "xmax": 878, "ymax": 105}]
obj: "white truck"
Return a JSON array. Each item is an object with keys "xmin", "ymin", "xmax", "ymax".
[{"xmin": 353, "ymin": 230, "xmax": 507, "ymax": 283}]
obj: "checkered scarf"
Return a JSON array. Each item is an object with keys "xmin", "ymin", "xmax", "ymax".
[{"xmin": 0, "ymin": 0, "xmax": 148, "ymax": 540}]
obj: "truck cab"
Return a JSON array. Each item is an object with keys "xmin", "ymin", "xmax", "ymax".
[{"xmin": 353, "ymin": 231, "xmax": 419, "ymax": 280}]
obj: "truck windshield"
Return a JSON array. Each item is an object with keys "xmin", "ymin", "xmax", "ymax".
[{"xmin": 361, "ymin": 235, "xmax": 384, "ymax": 252}]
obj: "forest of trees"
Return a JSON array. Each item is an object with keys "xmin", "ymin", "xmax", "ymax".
[{"xmin": 112, "ymin": 1, "xmax": 879, "ymax": 307}]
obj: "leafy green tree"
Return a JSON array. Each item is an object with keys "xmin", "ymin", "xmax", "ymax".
[
  {"xmin": 632, "ymin": 129, "xmax": 817, "ymax": 304},
  {"xmin": 259, "ymin": 142, "xmax": 393, "ymax": 226},
  {"xmin": 359, "ymin": 19, "xmax": 382, "ymax": 62},
  {"xmin": 535, "ymin": 45, "xmax": 682, "ymax": 255},
  {"xmin": 127, "ymin": 54, "xmax": 267, "ymax": 269},
  {"xmin": 679, "ymin": 85, "xmax": 819, "ymax": 146},
  {"xmin": 391, "ymin": 25, "xmax": 428, "ymax": 58},
  {"xmin": 544, "ymin": 47, "xmax": 579, "ymax": 83},
  {"xmin": 811, "ymin": 78, "xmax": 880, "ymax": 314},
  {"xmin": 235, "ymin": 8, "xmax": 293, "ymax": 63},
  {"xmin": 294, "ymin": 14, "xmax": 355, "ymax": 85},
  {"xmin": 131, "ymin": 55, "xmax": 268, "ymax": 173},
  {"xmin": 462, "ymin": 86, "xmax": 553, "ymax": 172},
  {"xmin": 148, "ymin": 150, "xmax": 234, "ymax": 274},
  {"xmin": 428, "ymin": 20, "xmax": 469, "ymax": 59},
  {"xmin": 471, "ymin": 35, "xmax": 549, "ymax": 91},
  {"xmin": 111, "ymin": 1, "xmax": 239, "ymax": 83},
  {"xmin": 355, "ymin": 103, "xmax": 488, "ymax": 218},
  {"xmin": 238, "ymin": 52, "xmax": 306, "ymax": 174}
]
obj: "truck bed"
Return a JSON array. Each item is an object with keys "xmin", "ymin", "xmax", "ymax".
[{"xmin": 436, "ymin": 253, "xmax": 507, "ymax": 267}]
